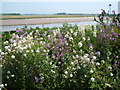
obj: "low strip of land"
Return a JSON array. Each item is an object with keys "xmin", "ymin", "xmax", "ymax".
[
  {"xmin": 1, "ymin": 15, "xmax": 94, "ymax": 20},
  {"xmin": 1, "ymin": 17, "xmax": 94, "ymax": 26}
]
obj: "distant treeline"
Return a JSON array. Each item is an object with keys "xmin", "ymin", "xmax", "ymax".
[
  {"xmin": 0, "ymin": 13, "xmax": 21, "ymax": 16},
  {"xmin": 1, "ymin": 12, "xmax": 98, "ymax": 16},
  {"xmin": 55, "ymin": 13, "xmax": 97, "ymax": 15}
]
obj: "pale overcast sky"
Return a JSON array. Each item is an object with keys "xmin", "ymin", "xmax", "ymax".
[
  {"xmin": 1, "ymin": 0, "xmax": 120, "ymax": 2},
  {"xmin": 1, "ymin": 0, "xmax": 119, "ymax": 14}
]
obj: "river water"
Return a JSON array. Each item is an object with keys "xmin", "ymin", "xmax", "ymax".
[{"xmin": 1, "ymin": 21, "xmax": 97, "ymax": 32}]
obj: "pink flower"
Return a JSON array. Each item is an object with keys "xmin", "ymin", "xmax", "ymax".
[
  {"xmin": 116, "ymin": 56, "xmax": 119, "ymax": 59},
  {"xmin": 26, "ymin": 28, "xmax": 30, "ymax": 31},
  {"xmin": 0, "ymin": 35, "xmax": 2, "ymax": 37}
]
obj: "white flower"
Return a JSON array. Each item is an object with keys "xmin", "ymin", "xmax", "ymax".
[
  {"xmin": 90, "ymin": 52, "xmax": 94, "ymax": 56},
  {"xmin": 91, "ymin": 77, "xmax": 95, "ymax": 82},
  {"xmin": 65, "ymin": 71, "xmax": 68, "ymax": 74},
  {"xmin": 40, "ymin": 41, "xmax": 43, "ymax": 44},
  {"xmin": 4, "ymin": 41, "xmax": 9, "ymax": 45},
  {"xmin": 110, "ymin": 73, "xmax": 113, "ymax": 76},
  {"xmin": 65, "ymin": 34, "xmax": 69, "ymax": 38},
  {"xmin": 48, "ymin": 35, "xmax": 51, "ymax": 38},
  {"xmin": 13, "ymin": 43, "xmax": 17, "ymax": 46},
  {"xmin": 40, "ymin": 38, "xmax": 43, "ymax": 40},
  {"xmin": 70, "ymin": 74, "xmax": 73, "ymax": 77},
  {"xmin": 72, "ymin": 68, "xmax": 75, "ymax": 70},
  {"xmin": 1, "ymin": 52, "xmax": 5, "ymax": 55},
  {"xmin": 67, "ymin": 31, "xmax": 69, "ymax": 35},
  {"xmin": 77, "ymin": 66, "xmax": 81, "ymax": 69},
  {"xmin": 70, "ymin": 29, "xmax": 73, "ymax": 33},
  {"xmin": 80, "ymin": 57, "xmax": 84, "ymax": 60},
  {"xmin": 0, "ymin": 84, "xmax": 4, "ymax": 87},
  {"xmin": 7, "ymin": 71, "xmax": 11, "ymax": 74},
  {"xmin": 11, "ymin": 55, "xmax": 15, "ymax": 59},
  {"xmin": 87, "ymin": 37, "xmax": 90, "ymax": 41},
  {"xmin": 76, "ymin": 55, "xmax": 79, "ymax": 58},
  {"xmin": 71, "ymin": 62, "xmax": 74, "ymax": 65},
  {"xmin": 51, "ymin": 70, "xmax": 55, "ymax": 73},
  {"xmin": 97, "ymin": 52, "xmax": 100, "ymax": 55},
  {"xmin": 7, "ymin": 76, "xmax": 9, "ymax": 79},
  {"xmin": 89, "ymin": 46, "xmax": 93, "ymax": 50},
  {"xmin": 78, "ymin": 42, "xmax": 82, "ymax": 47},
  {"xmin": 46, "ymin": 56, "xmax": 49, "ymax": 59},
  {"xmin": 26, "ymin": 50, "xmax": 29, "ymax": 53},
  {"xmin": 0, "ymin": 65, "xmax": 2, "ymax": 68},
  {"xmin": 85, "ymin": 58, "xmax": 90, "ymax": 62},
  {"xmin": 63, "ymin": 75, "xmax": 67, "ymax": 78},
  {"xmin": 43, "ymin": 50, "xmax": 46, "ymax": 52},
  {"xmin": 31, "ymin": 50, "xmax": 34, "ymax": 52},
  {"xmin": 24, "ymin": 54, "xmax": 27, "ymax": 57},
  {"xmin": 8, "ymin": 49, "xmax": 11, "ymax": 52},
  {"xmin": 4, "ymin": 46, "xmax": 9, "ymax": 49},
  {"xmin": 73, "ymin": 32, "xmax": 77, "ymax": 36},
  {"xmin": 29, "ymin": 32, "xmax": 33, "ymax": 35},
  {"xmin": 91, "ymin": 61, "xmax": 95, "ymax": 65},
  {"xmin": 4, "ymin": 83, "xmax": 7, "ymax": 86},
  {"xmin": 12, "ymin": 50, "xmax": 16, "ymax": 53},
  {"xmin": 85, "ymin": 54, "xmax": 89, "ymax": 57},
  {"xmin": 90, "ymin": 70, "xmax": 94, "ymax": 73},
  {"xmin": 66, "ymin": 43, "xmax": 68, "ymax": 45},
  {"xmin": 69, "ymin": 37, "xmax": 73, "ymax": 41},
  {"xmin": 12, "ymin": 33, "xmax": 15, "ymax": 37},
  {"xmin": 93, "ymin": 32, "xmax": 96, "ymax": 37},
  {"xmin": 101, "ymin": 60, "xmax": 105, "ymax": 63},
  {"xmin": 11, "ymin": 74, "xmax": 15, "ymax": 77},
  {"xmin": 73, "ymin": 50, "xmax": 76, "ymax": 53},
  {"xmin": 83, "ymin": 55, "xmax": 88, "ymax": 59},
  {"xmin": 50, "ymin": 62, "xmax": 52, "ymax": 65},
  {"xmin": 36, "ymin": 50, "xmax": 40, "ymax": 53},
  {"xmin": 15, "ymin": 35, "xmax": 19, "ymax": 39},
  {"xmin": 83, "ymin": 64, "xmax": 87, "ymax": 67},
  {"xmin": 74, "ymin": 60, "xmax": 78, "ymax": 64},
  {"xmin": 36, "ymin": 30, "xmax": 39, "ymax": 32},
  {"xmin": 80, "ymin": 49, "xmax": 83, "ymax": 53},
  {"xmin": 83, "ymin": 37, "xmax": 86, "ymax": 41},
  {"xmin": 92, "ymin": 56, "xmax": 96, "ymax": 60},
  {"xmin": 13, "ymin": 40, "xmax": 16, "ymax": 43},
  {"xmin": 84, "ymin": 75, "xmax": 87, "ymax": 77},
  {"xmin": 108, "ymin": 66, "xmax": 112, "ymax": 70},
  {"xmin": 52, "ymin": 55, "xmax": 55, "ymax": 59},
  {"xmin": 5, "ymin": 52, "xmax": 8, "ymax": 55},
  {"xmin": 9, "ymin": 39, "xmax": 13, "ymax": 43},
  {"xmin": 96, "ymin": 62, "xmax": 100, "ymax": 66},
  {"xmin": 73, "ymin": 56, "xmax": 76, "ymax": 59}
]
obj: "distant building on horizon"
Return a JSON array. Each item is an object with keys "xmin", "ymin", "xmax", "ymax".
[{"xmin": 118, "ymin": 1, "xmax": 120, "ymax": 14}]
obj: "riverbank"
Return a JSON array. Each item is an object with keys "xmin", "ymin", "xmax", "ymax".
[{"xmin": 1, "ymin": 17, "xmax": 94, "ymax": 26}]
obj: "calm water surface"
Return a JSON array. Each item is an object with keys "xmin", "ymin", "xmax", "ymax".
[{"xmin": 1, "ymin": 21, "xmax": 97, "ymax": 32}]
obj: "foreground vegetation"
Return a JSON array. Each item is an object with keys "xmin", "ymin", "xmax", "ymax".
[{"xmin": 0, "ymin": 10, "xmax": 120, "ymax": 89}]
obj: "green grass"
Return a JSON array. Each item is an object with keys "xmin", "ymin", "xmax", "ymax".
[{"xmin": 0, "ymin": 32, "xmax": 2, "ymax": 34}]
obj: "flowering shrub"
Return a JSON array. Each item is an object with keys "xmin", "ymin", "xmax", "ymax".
[{"xmin": 0, "ymin": 11, "xmax": 120, "ymax": 89}]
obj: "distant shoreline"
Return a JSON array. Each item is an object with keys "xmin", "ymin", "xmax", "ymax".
[
  {"xmin": 1, "ymin": 17, "xmax": 94, "ymax": 26},
  {"xmin": 1, "ymin": 15, "xmax": 94, "ymax": 20}
]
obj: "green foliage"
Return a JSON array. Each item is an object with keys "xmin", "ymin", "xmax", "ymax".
[{"xmin": 1, "ymin": 10, "xmax": 120, "ymax": 89}]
